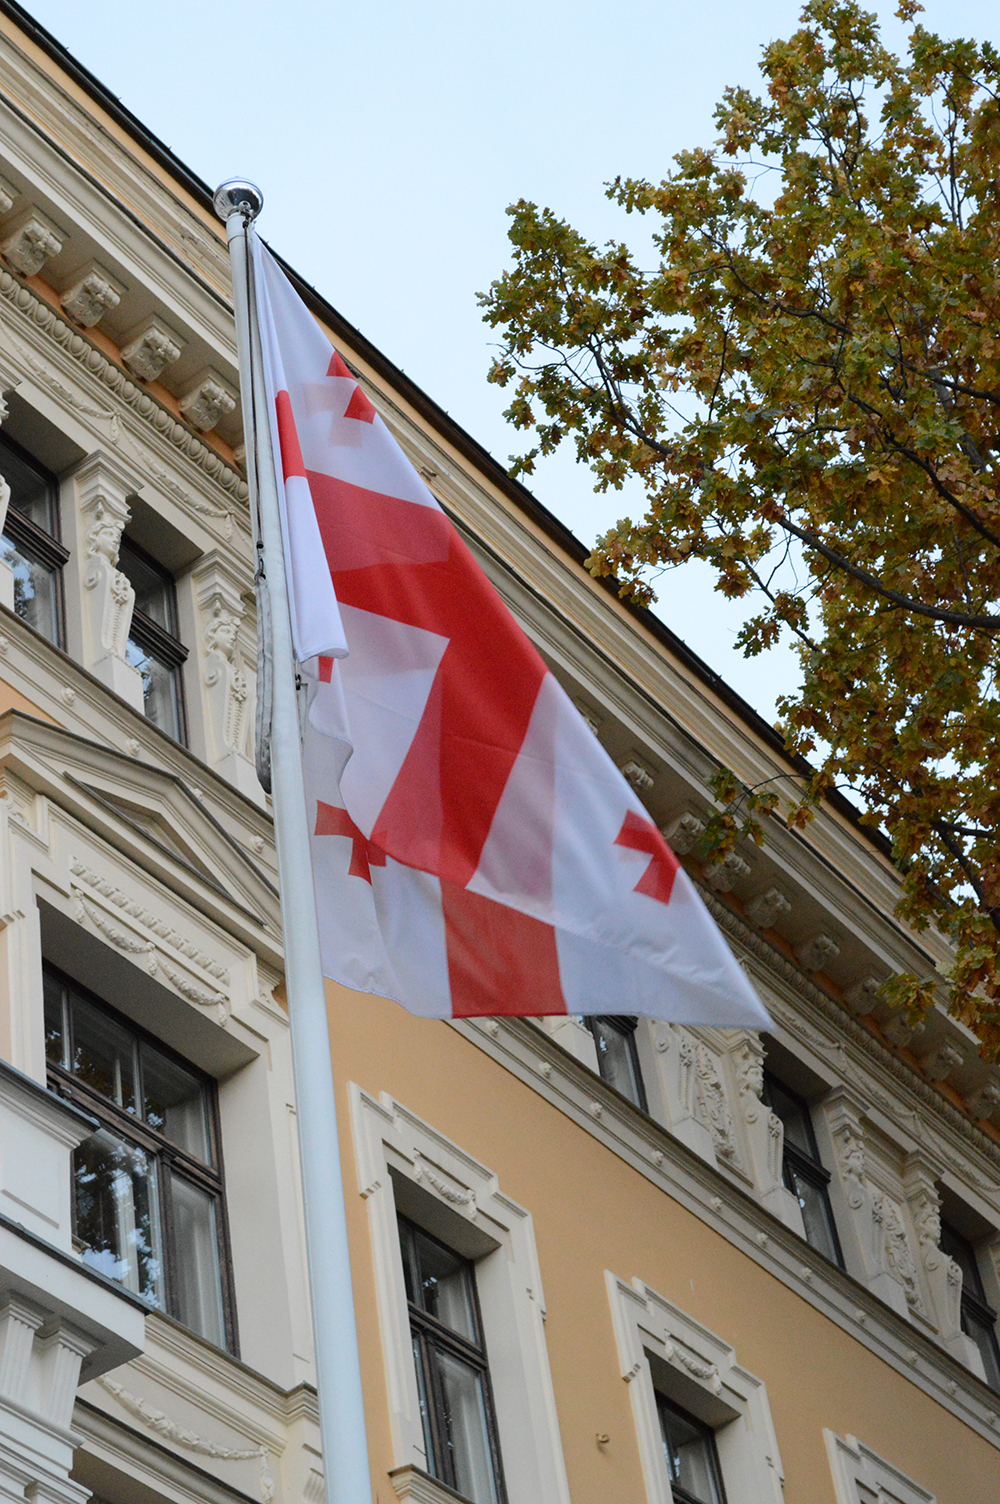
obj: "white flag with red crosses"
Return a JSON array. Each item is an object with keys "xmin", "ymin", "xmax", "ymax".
[{"xmin": 253, "ymin": 239, "xmax": 769, "ymax": 1026}]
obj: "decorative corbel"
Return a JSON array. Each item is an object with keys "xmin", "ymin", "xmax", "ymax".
[
  {"xmin": 190, "ymin": 553, "xmax": 261, "ymax": 803},
  {"xmin": 821, "ymin": 1088, "xmax": 910, "ymax": 1318},
  {"xmin": 0, "ymin": 204, "xmax": 64, "ymax": 277},
  {"xmin": 120, "ymin": 314, "xmax": 184, "ymax": 382},
  {"xmin": 178, "ymin": 368, "xmax": 237, "ymax": 432},
  {"xmin": 901, "ymin": 1154, "xmax": 987, "ymax": 1378},
  {"xmin": 60, "ymin": 260, "xmax": 124, "ymax": 328},
  {"xmin": 69, "ymin": 451, "xmax": 144, "ymax": 707},
  {"xmin": 728, "ymin": 1031, "xmax": 803, "ymax": 1232}
]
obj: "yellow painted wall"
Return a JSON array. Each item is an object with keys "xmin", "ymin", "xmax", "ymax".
[
  {"xmin": 0, "ymin": 678, "xmax": 50, "ymax": 721},
  {"xmin": 328, "ymin": 982, "xmax": 1000, "ymax": 1504}
]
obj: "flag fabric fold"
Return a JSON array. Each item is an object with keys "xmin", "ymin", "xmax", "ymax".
[{"xmin": 251, "ymin": 237, "xmax": 770, "ymax": 1028}]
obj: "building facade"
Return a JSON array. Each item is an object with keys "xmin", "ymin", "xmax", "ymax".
[{"xmin": 0, "ymin": 5, "xmax": 998, "ymax": 1503}]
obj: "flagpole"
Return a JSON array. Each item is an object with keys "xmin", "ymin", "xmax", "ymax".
[{"xmin": 214, "ymin": 180, "xmax": 372, "ymax": 1504}]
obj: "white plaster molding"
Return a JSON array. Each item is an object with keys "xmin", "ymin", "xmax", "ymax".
[
  {"xmin": 0, "ymin": 174, "xmax": 17, "ymax": 216},
  {"xmin": 883, "ymin": 1011, "xmax": 926, "ymax": 1050},
  {"xmin": 620, "ymin": 757, "xmax": 654, "ymax": 794},
  {"xmin": 0, "ymin": 268, "xmax": 247, "ymax": 508},
  {"xmin": 694, "ymin": 1040, "xmax": 742, "ymax": 1170},
  {"xmin": 65, "ymin": 449, "xmax": 144, "ymax": 703},
  {"xmin": 703, "ymin": 850, "xmax": 751, "ymax": 893},
  {"xmin": 186, "ymin": 553, "xmax": 260, "ymax": 801},
  {"xmin": 605, "ymin": 1272, "xmax": 784, "ymax": 1504},
  {"xmin": 450, "ymin": 1015, "xmax": 1000, "ymax": 1448},
  {"xmin": 844, "ymin": 973, "xmax": 881, "ymax": 1014},
  {"xmin": 60, "ymin": 260, "xmax": 124, "ymax": 328},
  {"xmin": 68, "ymin": 860, "xmax": 231, "ymax": 983},
  {"xmin": 662, "ymin": 812, "xmax": 704, "ymax": 855},
  {"xmin": 178, "ymin": 368, "xmax": 237, "ymax": 433},
  {"xmin": 796, "ymin": 932, "xmax": 841, "ymax": 972},
  {"xmin": 746, "ymin": 886, "xmax": 791, "ymax": 929},
  {"xmin": 390, "ymin": 1464, "xmax": 472, "ymax": 1504},
  {"xmin": 920, "ymin": 1040, "xmax": 964, "ymax": 1085},
  {"xmin": 0, "ymin": 203, "xmax": 63, "ymax": 275},
  {"xmin": 824, "ymin": 1430, "xmax": 935, "ymax": 1504},
  {"xmin": 120, "ymin": 313, "xmax": 184, "ymax": 382},
  {"xmin": 966, "ymin": 1080, "xmax": 1000, "ymax": 1122},
  {"xmin": 349, "ymin": 1085, "xmax": 572, "ymax": 1504},
  {"xmin": 96, "ymin": 1376, "xmax": 275, "ymax": 1502},
  {"xmin": 732, "ymin": 1032, "xmax": 804, "ymax": 1232}
]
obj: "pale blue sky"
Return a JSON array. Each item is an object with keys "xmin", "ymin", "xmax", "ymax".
[{"xmin": 23, "ymin": 0, "xmax": 1000, "ymax": 723}]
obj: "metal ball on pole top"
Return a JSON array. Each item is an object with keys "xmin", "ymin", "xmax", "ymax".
[{"xmin": 214, "ymin": 179, "xmax": 373, "ymax": 1504}]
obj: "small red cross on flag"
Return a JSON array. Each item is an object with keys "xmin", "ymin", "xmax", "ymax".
[{"xmin": 252, "ymin": 238, "xmax": 769, "ymax": 1028}]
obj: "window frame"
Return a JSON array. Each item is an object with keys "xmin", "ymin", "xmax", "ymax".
[
  {"xmin": 825, "ymin": 1431, "xmax": 936, "ymax": 1504},
  {"xmin": 399, "ymin": 1215, "xmax": 507, "ymax": 1504},
  {"xmin": 42, "ymin": 962, "xmax": 239, "ymax": 1354},
  {"xmin": 587, "ymin": 1014, "xmax": 648, "ymax": 1112},
  {"xmin": 117, "ymin": 533, "xmax": 189, "ymax": 744},
  {"xmin": 940, "ymin": 1220, "xmax": 1000, "ymax": 1391},
  {"xmin": 656, "ymin": 1391, "xmax": 727, "ymax": 1504},
  {"xmin": 762, "ymin": 1068, "xmax": 845, "ymax": 1269},
  {"xmin": 606, "ymin": 1271, "xmax": 785, "ymax": 1504},
  {"xmin": 0, "ymin": 432, "xmax": 68, "ymax": 645},
  {"xmin": 350, "ymin": 1084, "xmax": 572, "ymax": 1504}
]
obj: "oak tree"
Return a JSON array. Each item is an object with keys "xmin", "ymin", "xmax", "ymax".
[{"xmin": 481, "ymin": 1, "xmax": 1000, "ymax": 1052}]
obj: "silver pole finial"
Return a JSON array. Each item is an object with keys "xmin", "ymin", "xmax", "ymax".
[{"xmin": 213, "ymin": 179, "xmax": 264, "ymax": 224}]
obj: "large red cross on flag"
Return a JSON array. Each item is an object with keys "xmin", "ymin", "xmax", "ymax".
[{"xmin": 252, "ymin": 240, "xmax": 769, "ymax": 1026}]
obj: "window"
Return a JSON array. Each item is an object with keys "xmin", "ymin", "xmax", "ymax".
[
  {"xmin": 825, "ymin": 1431, "xmax": 935, "ymax": 1504},
  {"xmin": 351, "ymin": 1086, "xmax": 572, "ymax": 1504},
  {"xmin": 940, "ymin": 1221, "xmax": 1000, "ymax": 1391},
  {"xmin": 116, "ymin": 536, "xmax": 187, "ymax": 742},
  {"xmin": 588, "ymin": 1015, "xmax": 647, "ymax": 1110},
  {"xmin": 0, "ymin": 435, "xmax": 66, "ymax": 645},
  {"xmin": 606, "ymin": 1272, "xmax": 784, "ymax": 1504},
  {"xmin": 43, "ymin": 964, "xmax": 235, "ymax": 1351},
  {"xmin": 399, "ymin": 1217, "xmax": 505, "ymax": 1504},
  {"xmin": 762, "ymin": 1070, "xmax": 844, "ymax": 1268},
  {"xmin": 657, "ymin": 1394, "xmax": 726, "ymax": 1504}
]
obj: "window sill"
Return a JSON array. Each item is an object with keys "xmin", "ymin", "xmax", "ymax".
[{"xmin": 389, "ymin": 1465, "xmax": 480, "ymax": 1504}]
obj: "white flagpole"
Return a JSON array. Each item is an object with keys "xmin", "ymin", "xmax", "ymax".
[{"xmin": 214, "ymin": 181, "xmax": 372, "ymax": 1504}]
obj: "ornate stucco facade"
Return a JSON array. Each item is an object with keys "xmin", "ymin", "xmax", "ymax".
[{"xmin": 0, "ymin": 5, "xmax": 998, "ymax": 1503}]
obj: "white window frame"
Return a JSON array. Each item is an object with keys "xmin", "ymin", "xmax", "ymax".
[
  {"xmin": 349, "ymin": 1084, "xmax": 571, "ymax": 1504},
  {"xmin": 606, "ymin": 1271, "xmax": 784, "ymax": 1504},
  {"xmin": 825, "ymin": 1431, "xmax": 936, "ymax": 1504}
]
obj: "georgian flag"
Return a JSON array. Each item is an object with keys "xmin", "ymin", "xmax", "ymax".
[{"xmin": 252, "ymin": 239, "xmax": 768, "ymax": 1026}]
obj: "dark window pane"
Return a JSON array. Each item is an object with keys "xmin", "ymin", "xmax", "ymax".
[
  {"xmin": 962, "ymin": 1304, "xmax": 1000, "ymax": 1390},
  {"xmin": 763, "ymin": 1075, "xmax": 815, "ymax": 1157},
  {"xmin": 75, "ymin": 1127, "xmax": 164, "ymax": 1303},
  {"xmin": 941, "ymin": 1223, "xmax": 987, "ymax": 1300},
  {"xmin": 431, "ymin": 1345, "xmax": 499, "ymax": 1504},
  {"xmin": 141, "ymin": 1043, "xmax": 211, "ymax": 1163},
  {"xmin": 117, "ymin": 538, "xmax": 175, "ymax": 632},
  {"xmin": 785, "ymin": 1161, "xmax": 842, "ymax": 1266},
  {"xmin": 126, "ymin": 635, "xmax": 184, "ymax": 739},
  {"xmin": 43, "ymin": 971, "xmax": 66, "ymax": 1066},
  {"xmin": 0, "ymin": 531, "xmax": 59, "ymax": 642},
  {"xmin": 2, "ymin": 443, "xmax": 55, "ymax": 532},
  {"xmin": 657, "ymin": 1396, "xmax": 724, "ymax": 1504},
  {"xmin": 413, "ymin": 1333, "xmax": 435, "ymax": 1467},
  {"xmin": 170, "ymin": 1173, "xmax": 226, "ymax": 1345},
  {"xmin": 70, "ymin": 994, "xmax": 137, "ymax": 1112},
  {"xmin": 411, "ymin": 1227, "xmax": 477, "ymax": 1341},
  {"xmin": 591, "ymin": 1017, "xmax": 646, "ymax": 1108}
]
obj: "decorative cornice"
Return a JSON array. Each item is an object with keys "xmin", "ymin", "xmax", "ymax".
[
  {"xmin": 96, "ymin": 1374, "xmax": 274, "ymax": 1502},
  {"xmin": 697, "ymin": 881, "xmax": 1000, "ymax": 1172},
  {"xmin": 0, "ymin": 267, "xmax": 247, "ymax": 506},
  {"xmin": 455, "ymin": 1011, "xmax": 1000, "ymax": 1447}
]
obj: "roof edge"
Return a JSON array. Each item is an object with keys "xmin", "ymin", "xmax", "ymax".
[{"xmin": 0, "ymin": 0, "xmax": 888, "ymax": 857}]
